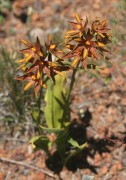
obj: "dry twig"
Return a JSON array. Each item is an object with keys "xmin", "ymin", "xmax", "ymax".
[
  {"xmin": 0, "ymin": 157, "xmax": 57, "ymax": 179},
  {"xmin": 0, "ymin": 138, "xmax": 28, "ymax": 143}
]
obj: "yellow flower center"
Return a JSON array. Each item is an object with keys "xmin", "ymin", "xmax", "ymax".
[
  {"xmin": 31, "ymin": 75, "xmax": 36, "ymax": 80},
  {"xmin": 76, "ymin": 24, "xmax": 82, "ymax": 29},
  {"xmin": 50, "ymin": 44, "xmax": 56, "ymax": 49},
  {"xmin": 85, "ymin": 40, "xmax": 90, "ymax": 45}
]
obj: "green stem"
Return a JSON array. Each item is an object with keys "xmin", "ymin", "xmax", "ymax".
[
  {"xmin": 37, "ymin": 86, "xmax": 42, "ymax": 125},
  {"xmin": 66, "ymin": 61, "xmax": 80, "ymax": 103},
  {"xmin": 37, "ymin": 77, "xmax": 49, "ymax": 125},
  {"xmin": 64, "ymin": 142, "xmax": 88, "ymax": 165},
  {"xmin": 61, "ymin": 62, "xmax": 80, "ymax": 127}
]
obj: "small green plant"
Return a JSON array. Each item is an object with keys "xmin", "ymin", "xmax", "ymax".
[
  {"xmin": 15, "ymin": 14, "xmax": 111, "ymax": 169},
  {"xmin": 0, "ymin": 46, "xmax": 28, "ymax": 123},
  {"xmin": 0, "ymin": 0, "xmax": 11, "ymax": 10},
  {"xmin": 0, "ymin": 0, "xmax": 12, "ymax": 24}
]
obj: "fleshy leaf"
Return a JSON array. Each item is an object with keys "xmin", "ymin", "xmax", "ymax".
[
  {"xmin": 44, "ymin": 73, "xmax": 67, "ymax": 128},
  {"xmin": 68, "ymin": 138, "xmax": 88, "ymax": 149},
  {"xmin": 64, "ymin": 138, "xmax": 88, "ymax": 164},
  {"xmin": 39, "ymin": 125, "xmax": 65, "ymax": 133},
  {"xmin": 29, "ymin": 136, "xmax": 51, "ymax": 155}
]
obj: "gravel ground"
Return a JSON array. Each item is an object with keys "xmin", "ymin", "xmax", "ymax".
[{"xmin": 0, "ymin": 0, "xmax": 126, "ymax": 179}]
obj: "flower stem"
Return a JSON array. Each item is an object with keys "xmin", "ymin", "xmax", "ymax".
[
  {"xmin": 37, "ymin": 86, "xmax": 42, "ymax": 125},
  {"xmin": 61, "ymin": 62, "xmax": 80, "ymax": 128},
  {"xmin": 66, "ymin": 61, "xmax": 80, "ymax": 103}
]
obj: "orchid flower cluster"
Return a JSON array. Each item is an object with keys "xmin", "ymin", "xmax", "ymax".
[{"xmin": 16, "ymin": 14, "xmax": 111, "ymax": 96}]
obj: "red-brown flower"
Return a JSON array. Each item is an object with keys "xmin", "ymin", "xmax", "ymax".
[
  {"xmin": 16, "ymin": 37, "xmax": 69, "ymax": 96},
  {"xmin": 64, "ymin": 13, "xmax": 111, "ymax": 69}
]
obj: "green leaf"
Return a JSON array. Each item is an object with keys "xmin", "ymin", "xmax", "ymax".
[
  {"xmin": 68, "ymin": 138, "xmax": 88, "ymax": 149},
  {"xmin": 44, "ymin": 74, "xmax": 67, "ymax": 129},
  {"xmin": 32, "ymin": 110, "xmax": 39, "ymax": 122},
  {"xmin": 68, "ymin": 138, "xmax": 80, "ymax": 148},
  {"xmin": 29, "ymin": 135, "xmax": 51, "ymax": 155},
  {"xmin": 64, "ymin": 139, "xmax": 88, "ymax": 164},
  {"xmin": 56, "ymin": 130, "xmax": 69, "ymax": 157},
  {"xmin": 104, "ymin": 77, "xmax": 111, "ymax": 85},
  {"xmin": 39, "ymin": 125, "xmax": 65, "ymax": 133}
]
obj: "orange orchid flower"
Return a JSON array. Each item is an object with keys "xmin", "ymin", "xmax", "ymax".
[
  {"xmin": 16, "ymin": 37, "xmax": 70, "ymax": 96},
  {"xmin": 64, "ymin": 13, "xmax": 111, "ymax": 69}
]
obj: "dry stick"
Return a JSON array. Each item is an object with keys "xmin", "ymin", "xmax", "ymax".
[
  {"xmin": 0, "ymin": 157, "xmax": 56, "ymax": 179},
  {"xmin": 0, "ymin": 138, "xmax": 28, "ymax": 143},
  {"xmin": 4, "ymin": 171, "xmax": 11, "ymax": 180}
]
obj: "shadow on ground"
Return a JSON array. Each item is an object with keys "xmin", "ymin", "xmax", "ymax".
[{"xmin": 45, "ymin": 109, "xmax": 126, "ymax": 174}]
